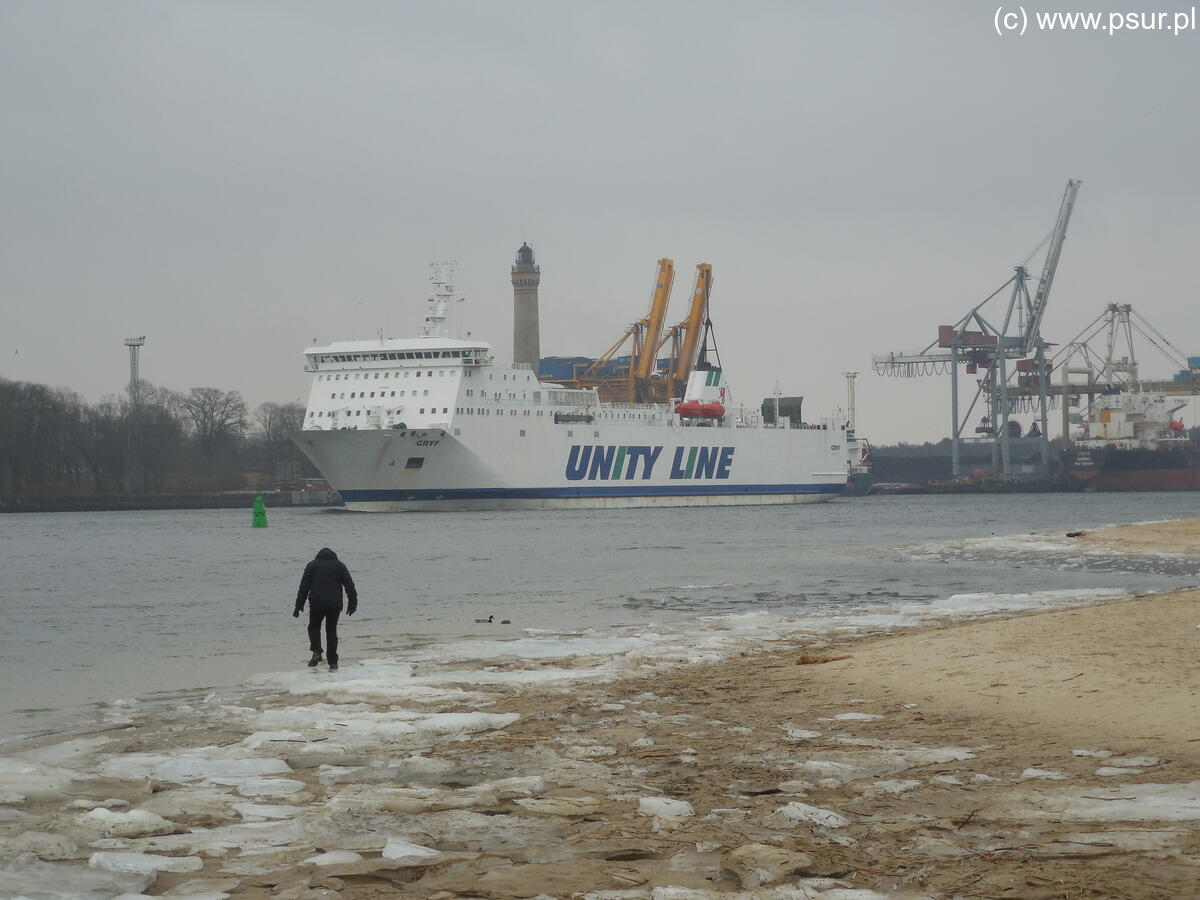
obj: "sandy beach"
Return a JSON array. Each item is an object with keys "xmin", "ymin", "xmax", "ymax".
[{"xmin": 1, "ymin": 520, "xmax": 1198, "ymax": 899}]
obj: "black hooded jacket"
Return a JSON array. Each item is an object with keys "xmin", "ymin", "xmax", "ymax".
[{"xmin": 295, "ymin": 548, "xmax": 358, "ymax": 615}]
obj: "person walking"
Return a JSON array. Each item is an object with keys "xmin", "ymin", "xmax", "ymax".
[{"xmin": 294, "ymin": 547, "xmax": 358, "ymax": 671}]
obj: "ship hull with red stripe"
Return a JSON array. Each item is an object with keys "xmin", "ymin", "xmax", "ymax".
[{"xmin": 1063, "ymin": 446, "xmax": 1200, "ymax": 492}]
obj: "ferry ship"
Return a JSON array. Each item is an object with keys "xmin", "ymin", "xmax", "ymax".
[
  {"xmin": 293, "ymin": 274, "xmax": 851, "ymax": 511},
  {"xmin": 1062, "ymin": 391, "xmax": 1199, "ymax": 491}
]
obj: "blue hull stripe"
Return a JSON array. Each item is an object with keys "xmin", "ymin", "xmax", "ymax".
[{"xmin": 341, "ymin": 483, "xmax": 845, "ymax": 502}]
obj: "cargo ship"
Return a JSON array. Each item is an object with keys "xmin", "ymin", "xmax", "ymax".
[
  {"xmin": 1062, "ymin": 391, "xmax": 1199, "ymax": 491},
  {"xmin": 292, "ymin": 273, "xmax": 852, "ymax": 511}
]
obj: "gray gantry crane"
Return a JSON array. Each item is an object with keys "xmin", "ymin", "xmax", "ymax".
[
  {"xmin": 1051, "ymin": 302, "xmax": 1200, "ymax": 441},
  {"xmin": 873, "ymin": 179, "xmax": 1081, "ymax": 480}
]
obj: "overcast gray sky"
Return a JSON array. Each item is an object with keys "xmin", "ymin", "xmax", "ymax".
[{"xmin": 3, "ymin": 1, "xmax": 1198, "ymax": 441}]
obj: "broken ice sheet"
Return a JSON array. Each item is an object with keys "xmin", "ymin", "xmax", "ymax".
[
  {"xmin": 1017, "ymin": 781, "xmax": 1200, "ymax": 821},
  {"xmin": 860, "ymin": 779, "xmax": 920, "ymax": 796},
  {"xmin": 209, "ymin": 776, "xmax": 306, "ymax": 798},
  {"xmin": 822, "ymin": 712, "xmax": 884, "ymax": 722},
  {"xmin": 0, "ymin": 757, "xmax": 81, "ymax": 800},
  {"xmin": 304, "ymin": 850, "xmax": 363, "ymax": 865},
  {"xmin": 74, "ymin": 808, "xmax": 179, "ymax": 838},
  {"xmin": 98, "ymin": 751, "xmax": 291, "ymax": 783},
  {"xmin": 770, "ymin": 801, "xmax": 850, "ymax": 829},
  {"xmin": 783, "ymin": 727, "xmax": 822, "ymax": 741},
  {"xmin": 637, "ymin": 798, "xmax": 695, "ymax": 820},
  {"xmin": 381, "ymin": 838, "xmax": 441, "ymax": 862},
  {"xmin": 1020, "ymin": 768, "xmax": 1067, "ymax": 780},
  {"xmin": 103, "ymin": 818, "xmax": 313, "ymax": 856},
  {"xmin": 89, "ymin": 851, "xmax": 204, "ymax": 875},
  {"xmin": 232, "ymin": 802, "xmax": 304, "ymax": 820},
  {"xmin": 241, "ymin": 703, "xmax": 520, "ymax": 743},
  {"xmin": 0, "ymin": 858, "xmax": 154, "ymax": 898}
]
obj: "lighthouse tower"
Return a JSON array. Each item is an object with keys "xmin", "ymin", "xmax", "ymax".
[{"xmin": 511, "ymin": 242, "xmax": 541, "ymax": 369}]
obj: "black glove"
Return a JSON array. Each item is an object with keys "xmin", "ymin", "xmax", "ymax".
[{"xmin": 293, "ymin": 609, "xmax": 300, "ymax": 618}]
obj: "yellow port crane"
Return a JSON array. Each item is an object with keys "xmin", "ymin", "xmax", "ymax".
[
  {"xmin": 571, "ymin": 259, "xmax": 675, "ymax": 403},
  {"xmin": 661, "ymin": 263, "xmax": 712, "ymax": 400},
  {"xmin": 567, "ymin": 260, "xmax": 715, "ymax": 404}
]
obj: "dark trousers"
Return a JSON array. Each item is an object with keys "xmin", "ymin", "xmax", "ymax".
[{"xmin": 307, "ymin": 609, "xmax": 340, "ymax": 664}]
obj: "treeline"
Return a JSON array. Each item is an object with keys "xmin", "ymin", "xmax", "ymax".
[{"xmin": 0, "ymin": 376, "xmax": 312, "ymax": 503}]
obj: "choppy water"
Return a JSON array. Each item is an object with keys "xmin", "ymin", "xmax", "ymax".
[{"xmin": 2, "ymin": 493, "xmax": 1198, "ymax": 740}]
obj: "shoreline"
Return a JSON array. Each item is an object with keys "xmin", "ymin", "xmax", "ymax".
[
  {"xmin": 0, "ymin": 521, "xmax": 1197, "ymax": 898},
  {"xmin": 0, "ymin": 490, "xmax": 341, "ymax": 514}
]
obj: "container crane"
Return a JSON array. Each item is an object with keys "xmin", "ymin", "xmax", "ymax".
[
  {"xmin": 1024, "ymin": 180, "xmax": 1080, "ymax": 355},
  {"xmin": 873, "ymin": 179, "xmax": 1081, "ymax": 480}
]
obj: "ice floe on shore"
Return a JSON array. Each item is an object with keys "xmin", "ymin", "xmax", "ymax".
[
  {"xmin": 908, "ymin": 523, "xmax": 1199, "ymax": 576},
  {"xmin": 0, "ymin": 578, "xmax": 1188, "ymax": 897}
]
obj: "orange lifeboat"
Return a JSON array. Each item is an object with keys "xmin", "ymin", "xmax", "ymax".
[
  {"xmin": 675, "ymin": 400, "xmax": 703, "ymax": 418},
  {"xmin": 700, "ymin": 402, "xmax": 725, "ymax": 419}
]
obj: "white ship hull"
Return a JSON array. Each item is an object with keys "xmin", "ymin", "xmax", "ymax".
[{"xmin": 294, "ymin": 421, "xmax": 847, "ymax": 512}]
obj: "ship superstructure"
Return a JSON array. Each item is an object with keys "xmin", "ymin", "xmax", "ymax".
[
  {"xmin": 1064, "ymin": 391, "xmax": 1199, "ymax": 491},
  {"xmin": 294, "ymin": 268, "xmax": 851, "ymax": 511}
]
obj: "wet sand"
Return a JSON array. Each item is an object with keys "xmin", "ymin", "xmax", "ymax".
[
  {"xmin": 1075, "ymin": 517, "xmax": 1200, "ymax": 557},
  {"xmin": 1, "ymin": 520, "xmax": 1198, "ymax": 899}
]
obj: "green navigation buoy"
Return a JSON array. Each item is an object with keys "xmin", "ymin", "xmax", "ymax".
[{"xmin": 252, "ymin": 493, "xmax": 268, "ymax": 528}]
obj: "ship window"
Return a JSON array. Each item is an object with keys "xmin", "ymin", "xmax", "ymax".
[
  {"xmin": 520, "ymin": 429, "xmax": 526, "ymax": 436},
  {"xmin": 339, "ymin": 393, "xmax": 345, "ymax": 399},
  {"xmin": 423, "ymin": 390, "xmax": 429, "ymax": 396},
  {"xmin": 370, "ymin": 392, "xmax": 375, "ymax": 398},
  {"xmin": 390, "ymin": 391, "xmax": 395, "ymax": 397},
  {"xmin": 355, "ymin": 410, "xmax": 361, "ymax": 416},
  {"xmin": 443, "ymin": 407, "xmax": 448, "ymax": 413},
  {"xmin": 419, "ymin": 408, "xmax": 425, "ymax": 414},
  {"xmin": 416, "ymin": 371, "xmax": 421, "ymax": 377},
  {"xmin": 374, "ymin": 373, "xmax": 379, "ymax": 379},
  {"xmin": 567, "ymin": 430, "xmax": 574, "ymax": 437},
  {"xmin": 405, "ymin": 457, "xmax": 424, "ymax": 469},
  {"xmin": 330, "ymin": 393, "xmax": 335, "ymax": 399},
  {"xmin": 308, "ymin": 412, "xmax": 313, "ymax": 417}
]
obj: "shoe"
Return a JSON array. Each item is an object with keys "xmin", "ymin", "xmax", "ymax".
[
  {"xmin": 329, "ymin": 664, "xmax": 339, "ymax": 671},
  {"xmin": 308, "ymin": 653, "xmax": 322, "ymax": 668}
]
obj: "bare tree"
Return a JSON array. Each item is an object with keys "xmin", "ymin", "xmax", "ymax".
[
  {"xmin": 181, "ymin": 387, "xmax": 247, "ymax": 455},
  {"xmin": 255, "ymin": 400, "xmax": 307, "ymax": 481},
  {"xmin": 254, "ymin": 401, "xmax": 304, "ymax": 443}
]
